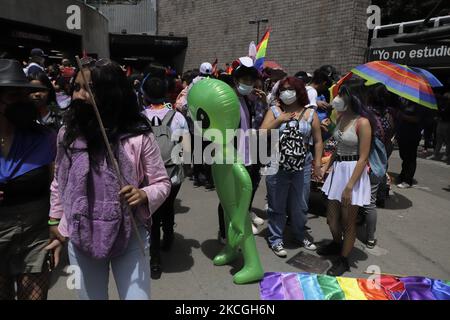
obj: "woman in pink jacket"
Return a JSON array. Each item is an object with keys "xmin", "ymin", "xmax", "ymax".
[{"xmin": 46, "ymin": 60, "xmax": 171, "ymax": 300}]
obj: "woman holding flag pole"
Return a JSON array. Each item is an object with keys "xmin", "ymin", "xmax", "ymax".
[{"xmin": 45, "ymin": 57, "xmax": 171, "ymax": 300}]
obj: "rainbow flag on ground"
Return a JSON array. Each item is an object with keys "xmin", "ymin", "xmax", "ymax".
[
  {"xmin": 254, "ymin": 28, "xmax": 271, "ymax": 72},
  {"xmin": 260, "ymin": 272, "xmax": 450, "ymax": 300}
]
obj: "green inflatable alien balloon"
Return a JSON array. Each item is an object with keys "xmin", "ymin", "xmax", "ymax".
[{"xmin": 188, "ymin": 78, "xmax": 264, "ymax": 284}]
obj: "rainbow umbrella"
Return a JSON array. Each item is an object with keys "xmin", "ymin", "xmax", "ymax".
[
  {"xmin": 351, "ymin": 61, "xmax": 438, "ymax": 110},
  {"xmin": 408, "ymin": 66, "xmax": 443, "ymax": 88}
]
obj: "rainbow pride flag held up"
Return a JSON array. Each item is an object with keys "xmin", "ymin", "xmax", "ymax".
[
  {"xmin": 254, "ymin": 28, "xmax": 271, "ymax": 72},
  {"xmin": 260, "ymin": 272, "xmax": 450, "ymax": 300}
]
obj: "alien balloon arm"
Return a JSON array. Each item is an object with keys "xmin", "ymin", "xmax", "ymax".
[{"xmin": 227, "ymin": 164, "xmax": 253, "ymax": 249}]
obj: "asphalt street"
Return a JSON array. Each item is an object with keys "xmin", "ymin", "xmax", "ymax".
[{"xmin": 48, "ymin": 150, "xmax": 450, "ymax": 300}]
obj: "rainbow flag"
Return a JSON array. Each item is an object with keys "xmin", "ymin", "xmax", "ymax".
[
  {"xmin": 254, "ymin": 28, "xmax": 271, "ymax": 72},
  {"xmin": 260, "ymin": 272, "xmax": 450, "ymax": 300}
]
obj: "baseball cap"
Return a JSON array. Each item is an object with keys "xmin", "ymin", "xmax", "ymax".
[
  {"xmin": 199, "ymin": 62, "xmax": 213, "ymax": 75},
  {"xmin": 30, "ymin": 48, "xmax": 46, "ymax": 58}
]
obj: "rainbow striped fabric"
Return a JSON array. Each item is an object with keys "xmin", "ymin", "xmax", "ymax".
[
  {"xmin": 260, "ymin": 272, "xmax": 450, "ymax": 300},
  {"xmin": 352, "ymin": 61, "xmax": 438, "ymax": 110},
  {"xmin": 254, "ymin": 29, "xmax": 271, "ymax": 72}
]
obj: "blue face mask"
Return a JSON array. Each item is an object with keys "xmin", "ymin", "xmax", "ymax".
[{"xmin": 237, "ymin": 83, "xmax": 254, "ymax": 96}]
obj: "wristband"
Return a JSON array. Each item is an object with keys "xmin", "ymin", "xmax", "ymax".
[{"xmin": 48, "ymin": 219, "xmax": 60, "ymax": 226}]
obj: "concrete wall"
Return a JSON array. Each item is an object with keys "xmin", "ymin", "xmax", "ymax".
[
  {"xmin": 157, "ymin": 0, "xmax": 370, "ymax": 75},
  {"xmin": 0, "ymin": 0, "xmax": 109, "ymax": 57},
  {"xmin": 95, "ymin": 0, "xmax": 157, "ymax": 34}
]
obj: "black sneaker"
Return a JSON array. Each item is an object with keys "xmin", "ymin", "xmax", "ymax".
[
  {"xmin": 317, "ymin": 241, "xmax": 342, "ymax": 256},
  {"xmin": 150, "ymin": 254, "xmax": 162, "ymax": 280},
  {"xmin": 205, "ymin": 182, "xmax": 215, "ymax": 190},
  {"xmin": 151, "ymin": 263, "xmax": 162, "ymax": 280},
  {"xmin": 327, "ymin": 256, "xmax": 350, "ymax": 276}
]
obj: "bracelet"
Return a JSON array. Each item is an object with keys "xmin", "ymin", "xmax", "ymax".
[{"xmin": 48, "ymin": 219, "xmax": 60, "ymax": 226}]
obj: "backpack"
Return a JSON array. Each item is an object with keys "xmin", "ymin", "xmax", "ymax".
[
  {"xmin": 57, "ymin": 136, "xmax": 136, "ymax": 259},
  {"xmin": 278, "ymin": 108, "xmax": 309, "ymax": 172},
  {"xmin": 356, "ymin": 118, "xmax": 388, "ymax": 178},
  {"xmin": 149, "ymin": 107, "xmax": 184, "ymax": 185}
]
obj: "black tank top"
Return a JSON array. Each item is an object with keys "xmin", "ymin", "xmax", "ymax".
[{"xmin": 0, "ymin": 166, "xmax": 51, "ymax": 207}]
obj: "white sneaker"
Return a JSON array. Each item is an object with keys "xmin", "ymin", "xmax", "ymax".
[
  {"xmin": 302, "ymin": 238, "xmax": 317, "ymax": 251},
  {"xmin": 271, "ymin": 243, "xmax": 287, "ymax": 257},
  {"xmin": 251, "ymin": 211, "xmax": 265, "ymax": 226},
  {"xmin": 252, "ymin": 223, "xmax": 259, "ymax": 235},
  {"xmin": 397, "ymin": 182, "xmax": 412, "ymax": 189}
]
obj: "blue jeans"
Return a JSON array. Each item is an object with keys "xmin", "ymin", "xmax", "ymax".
[
  {"xmin": 303, "ymin": 153, "xmax": 313, "ymax": 215},
  {"xmin": 68, "ymin": 225, "xmax": 151, "ymax": 300},
  {"xmin": 266, "ymin": 168, "xmax": 307, "ymax": 247}
]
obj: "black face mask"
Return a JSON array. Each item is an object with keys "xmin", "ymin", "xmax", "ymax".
[
  {"xmin": 68, "ymin": 99, "xmax": 116, "ymax": 135},
  {"xmin": 4, "ymin": 101, "xmax": 38, "ymax": 129},
  {"xmin": 69, "ymin": 98, "xmax": 96, "ymax": 126}
]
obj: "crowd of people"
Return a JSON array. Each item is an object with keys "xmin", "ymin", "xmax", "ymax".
[{"xmin": 1, "ymin": 47, "xmax": 449, "ymax": 300}]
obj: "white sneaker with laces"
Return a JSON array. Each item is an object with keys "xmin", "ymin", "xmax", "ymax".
[
  {"xmin": 302, "ymin": 238, "xmax": 317, "ymax": 251},
  {"xmin": 397, "ymin": 182, "xmax": 412, "ymax": 189},
  {"xmin": 271, "ymin": 243, "xmax": 287, "ymax": 257}
]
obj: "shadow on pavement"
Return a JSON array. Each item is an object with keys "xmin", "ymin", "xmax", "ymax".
[
  {"xmin": 200, "ymin": 239, "xmax": 244, "ymax": 275},
  {"xmin": 314, "ymin": 239, "xmax": 369, "ymax": 270},
  {"xmin": 161, "ymin": 233, "xmax": 200, "ymax": 273},
  {"xmin": 443, "ymin": 185, "xmax": 450, "ymax": 192},
  {"xmin": 201, "ymin": 239, "xmax": 224, "ymax": 261},
  {"xmin": 174, "ymin": 198, "xmax": 190, "ymax": 215},
  {"xmin": 383, "ymin": 192, "xmax": 413, "ymax": 210}
]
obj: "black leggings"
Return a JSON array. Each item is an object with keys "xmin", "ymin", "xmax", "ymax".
[
  {"xmin": 150, "ymin": 184, "xmax": 181, "ymax": 257},
  {"xmin": 397, "ymin": 134, "xmax": 420, "ymax": 185}
]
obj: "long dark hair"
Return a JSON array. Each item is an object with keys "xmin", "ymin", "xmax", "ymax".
[
  {"xmin": 63, "ymin": 60, "xmax": 151, "ymax": 156},
  {"xmin": 365, "ymin": 83, "xmax": 399, "ymax": 115},
  {"xmin": 339, "ymin": 79, "xmax": 377, "ymax": 138},
  {"xmin": 28, "ymin": 71, "xmax": 57, "ymax": 106}
]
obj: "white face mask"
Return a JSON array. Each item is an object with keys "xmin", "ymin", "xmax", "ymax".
[
  {"xmin": 279, "ymin": 90, "xmax": 297, "ymax": 105},
  {"xmin": 237, "ymin": 83, "xmax": 254, "ymax": 96},
  {"xmin": 332, "ymin": 96, "xmax": 347, "ymax": 112}
]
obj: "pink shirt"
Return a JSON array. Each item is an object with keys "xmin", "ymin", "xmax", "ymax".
[{"xmin": 49, "ymin": 131, "xmax": 171, "ymax": 237}]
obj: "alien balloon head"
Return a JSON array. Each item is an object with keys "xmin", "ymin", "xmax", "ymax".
[{"xmin": 187, "ymin": 78, "xmax": 240, "ymax": 145}]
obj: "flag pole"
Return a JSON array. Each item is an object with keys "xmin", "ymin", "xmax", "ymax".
[{"xmin": 74, "ymin": 56, "xmax": 146, "ymax": 257}]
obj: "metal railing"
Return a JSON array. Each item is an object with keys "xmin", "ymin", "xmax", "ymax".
[
  {"xmin": 373, "ymin": 15, "xmax": 450, "ymax": 39},
  {"xmin": 85, "ymin": 0, "xmax": 143, "ymax": 6}
]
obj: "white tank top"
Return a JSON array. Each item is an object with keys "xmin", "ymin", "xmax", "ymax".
[{"xmin": 334, "ymin": 117, "xmax": 360, "ymax": 156}]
